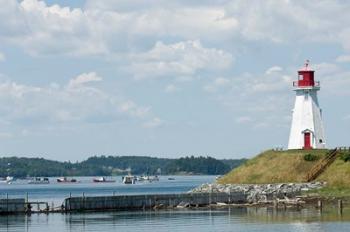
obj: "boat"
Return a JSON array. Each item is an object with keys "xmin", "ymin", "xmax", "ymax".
[
  {"xmin": 137, "ymin": 175, "xmax": 159, "ymax": 182},
  {"xmin": 92, "ymin": 177, "xmax": 116, "ymax": 183},
  {"xmin": 168, "ymin": 177, "xmax": 175, "ymax": 181},
  {"xmin": 57, "ymin": 177, "xmax": 77, "ymax": 183},
  {"xmin": 122, "ymin": 175, "xmax": 136, "ymax": 184},
  {"xmin": 28, "ymin": 177, "xmax": 50, "ymax": 184},
  {"xmin": 0, "ymin": 176, "xmax": 13, "ymax": 184}
]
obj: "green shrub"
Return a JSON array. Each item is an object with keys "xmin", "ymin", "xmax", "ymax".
[
  {"xmin": 340, "ymin": 152, "xmax": 350, "ymax": 162},
  {"xmin": 303, "ymin": 153, "xmax": 318, "ymax": 161}
]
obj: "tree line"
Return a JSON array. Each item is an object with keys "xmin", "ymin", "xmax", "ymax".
[{"xmin": 0, "ymin": 155, "xmax": 246, "ymax": 177}]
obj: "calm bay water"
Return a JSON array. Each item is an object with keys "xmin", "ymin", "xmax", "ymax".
[
  {"xmin": 1, "ymin": 176, "xmax": 350, "ymax": 232},
  {"xmin": 0, "ymin": 176, "xmax": 215, "ymax": 205}
]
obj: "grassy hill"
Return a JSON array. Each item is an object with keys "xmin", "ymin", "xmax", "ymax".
[
  {"xmin": 318, "ymin": 154, "xmax": 350, "ymax": 187},
  {"xmin": 218, "ymin": 149, "xmax": 332, "ymax": 184}
]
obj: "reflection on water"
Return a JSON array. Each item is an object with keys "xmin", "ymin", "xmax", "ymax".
[
  {"xmin": 1, "ymin": 207, "xmax": 350, "ymax": 232},
  {"xmin": 1, "ymin": 176, "xmax": 350, "ymax": 231}
]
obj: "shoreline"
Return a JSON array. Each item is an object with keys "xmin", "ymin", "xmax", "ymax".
[{"xmin": 1, "ymin": 181, "xmax": 350, "ymax": 216}]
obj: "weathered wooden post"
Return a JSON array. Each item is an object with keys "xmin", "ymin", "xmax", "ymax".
[
  {"xmin": 6, "ymin": 193, "xmax": 8, "ymax": 213},
  {"xmin": 82, "ymin": 192, "xmax": 85, "ymax": 211},
  {"xmin": 317, "ymin": 200, "xmax": 323, "ymax": 211},
  {"xmin": 338, "ymin": 199, "xmax": 343, "ymax": 215},
  {"xmin": 209, "ymin": 185, "xmax": 212, "ymax": 205},
  {"xmin": 273, "ymin": 200, "xmax": 278, "ymax": 210}
]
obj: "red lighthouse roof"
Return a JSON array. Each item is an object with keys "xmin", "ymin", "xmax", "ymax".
[{"xmin": 293, "ymin": 60, "xmax": 320, "ymax": 88}]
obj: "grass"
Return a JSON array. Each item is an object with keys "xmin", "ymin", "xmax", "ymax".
[
  {"xmin": 317, "ymin": 156, "xmax": 350, "ymax": 187},
  {"xmin": 218, "ymin": 149, "xmax": 329, "ymax": 184},
  {"xmin": 307, "ymin": 186, "xmax": 350, "ymax": 198},
  {"xmin": 218, "ymin": 148, "xmax": 350, "ymax": 197}
]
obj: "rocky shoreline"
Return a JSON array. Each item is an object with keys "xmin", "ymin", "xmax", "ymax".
[{"xmin": 190, "ymin": 182, "xmax": 325, "ymax": 203}]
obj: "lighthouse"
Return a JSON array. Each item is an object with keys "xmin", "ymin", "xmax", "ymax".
[{"xmin": 288, "ymin": 61, "xmax": 326, "ymax": 150}]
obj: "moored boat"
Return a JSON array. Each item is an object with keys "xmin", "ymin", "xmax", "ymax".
[
  {"xmin": 122, "ymin": 175, "xmax": 136, "ymax": 184},
  {"xmin": 93, "ymin": 177, "xmax": 116, "ymax": 183},
  {"xmin": 28, "ymin": 177, "xmax": 50, "ymax": 184},
  {"xmin": 57, "ymin": 177, "xmax": 77, "ymax": 183},
  {"xmin": 0, "ymin": 176, "xmax": 13, "ymax": 184},
  {"xmin": 137, "ymin": 175, "xmax": 159, "ymax": 182}
]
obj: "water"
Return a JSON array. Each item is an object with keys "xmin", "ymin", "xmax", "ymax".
[
  {"xmin": 1, "ymin": 207, "xmax": 350, "ymax": 232},
  {"xmin": 1, "ymin": 176, "xmax": 350, "ymax": 232},
  {"xmin": 0, "ymin": 176, "xmax": 215, "ymax": 205}
]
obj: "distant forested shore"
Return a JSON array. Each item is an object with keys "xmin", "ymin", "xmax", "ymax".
[{"xmin": 0, "ymin": 155, "xmax": 246, "ymax": 178}]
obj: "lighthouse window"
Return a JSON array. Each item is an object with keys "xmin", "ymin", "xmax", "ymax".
[
  {"xmin": 298, "ymin": 75, "xmax": 303, "ymax": 80},
  {"xmin": 319, "ymin": 139, "xmax": 323, "ymax": 143}
]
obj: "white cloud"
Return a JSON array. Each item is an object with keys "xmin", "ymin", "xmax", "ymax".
[
  {"xmin": 336, "ymin": 55, "xmax": 350, "ymax": 63},
  {"xmin": 226, "ymin": 0, "xmax": 350, "ymax": 46},
  {"xmin": 203, "ymin": 67, "xmax": 295, "ymax": 128},
  {"xmin": 164, "ymin": 84, "xmax": 180, "ymax": 93},
  {"xmin": 118, "ymin": 100, "xmax": 151, "ymax": 118},
  {"xmin": 142, "ymin": 117, "xmax": 163, "ymax": 128},
  {"xmin": 235, "ymin": 116, "xmax": 252, "ymax": 124},
  {"xmin": 203, "ymin": 77, "xmax": 231, "ymax": 93},
  {"xmin": 0, "ymin": 52, "xmax": 5, "ymax": 61},
  {"xmin": 0, "ymin": 0, "xmax": 239, "ymax": 57},
  {"xmin": 129, "ymin": 40, "xmax": 233, "ymax": 80},
  {"xmin": 265, "ymin": 66, "xmax": 283, "ymax": 75},
  {"xmin": 313, "ymin": 62, "xmax": 341, "ymax": 76},
  {"xmin": 67, "ymin": 72, "xmax": 102, "ymax": 88},
  {"xmin": 214, "ymin": 77, "xmax": 230, "ymax": 86},
  {"xmin": 0, "ymin": 73, "xmax": 161, "ymax": 129},
  {"xmin": 86, "ymin": 1, "xmax": 239, "ymax": 39},
  {"xmin": 0, "ymin": 0, "xmax": 349, "ymax": 60},
  {"xmin": 0, "ymin": 132, "xmax": 13, "ymax": 139},
  {"xmin": 312, "ymin": 62, "xmax": 350, "ymax": 96}
]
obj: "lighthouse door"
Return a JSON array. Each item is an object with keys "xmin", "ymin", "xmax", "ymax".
[{"xmin": 304, "ymin": 132, "xmax": 311, "ymax": 149}]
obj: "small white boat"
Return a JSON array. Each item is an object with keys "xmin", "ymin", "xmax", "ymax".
[
  {"xmin": 122, "ymin": 175, "xmax": 136, "ymax": 184},
  {"xmin": 0, "ymin": 176, "xmax": 13, "ymax": 184},
  {"xmin": 28, "ymin": 177, "xmax": 50, "ymax": 184},
  {"xmin": 137, "ymin": 175, "xmax": 159, "ymax": 182}
]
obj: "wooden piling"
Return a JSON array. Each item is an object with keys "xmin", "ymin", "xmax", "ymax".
[
  {"xmin": 273, "ymin": 200, "xmax": 278, "ymax": 209},
  {"xmin": 338, "ymin": 199, "xmax": 343, "ymax": 214},
  {"xmin": 317, "ymin": 200, "xmax": 322, "ymax": 211},
  {"xmin": 64, "ymin": 192, "xmax": 248, "ymax": 212}
]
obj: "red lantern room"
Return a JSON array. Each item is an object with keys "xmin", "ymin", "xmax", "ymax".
[
  {"xmin": 293, "ymin": 60, "xmax": 320, "ymax": 88},
  {"xmin": 297, "ymin": 70, "xmax": 314, "ymax": 87}
]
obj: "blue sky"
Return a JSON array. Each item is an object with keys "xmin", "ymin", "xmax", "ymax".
[{"xmin": 0, "ymin": 0, "xmax": 349, "ymax": 161}]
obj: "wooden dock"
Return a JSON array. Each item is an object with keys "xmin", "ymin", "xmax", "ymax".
[
  {"xmin": 0, "ymin": 192, "xmax": 247, "ymax": 214},
  {"xmin": 64, "ymin": 192, "xmax": 247, "ymax": 212},
  {"xmin": 0, "ymin": 198, "xmax": 25, "ymax": 214}
]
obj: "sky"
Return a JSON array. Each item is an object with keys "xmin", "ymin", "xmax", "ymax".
[{"xmin": 0, "ymin": 0, "xmax": 349, "ymax": 161}]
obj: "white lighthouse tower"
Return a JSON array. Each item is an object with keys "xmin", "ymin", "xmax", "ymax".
[{"xmin": 288, "ymin": 61, "xmax": 326, "ymax": 150}]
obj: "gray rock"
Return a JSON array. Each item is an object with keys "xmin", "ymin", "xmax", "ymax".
[{"xmin": 190, "ymin": 182, "xmax": 325, "ymax": 203}]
